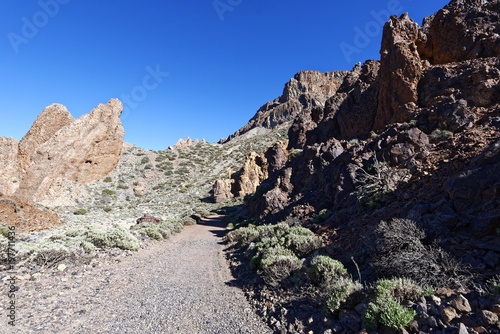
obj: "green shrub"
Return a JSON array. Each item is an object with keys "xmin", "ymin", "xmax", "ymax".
[
  {"xmin": 0, "ymin": 224, "xmax": 14, "ymax": 239},
  {"xmin": 102, "ymin": 189, "xmax": 116, "ymax": 196},
  {"xmin": 378, "ymin": 298, "xmax": 416, "ymax": 330},
  {"xmin": 137, "ymin": 226, "xmax": 164, "ymax": 240},
  {"xmin": 80, "ymin": 240, "xmax": 96, "ymax": 253},
  {"xmin": 325, "ymin": 277, "xmax": 363, "ymax": 313},
  {"xmin": 226, "ymin": 225, "xmax": 260, "ymax": 245},
  {"xmin": 83, "ymin": 226, "xmax": 139, "ymax": 251},
  {"xmin": 73, "ymin": 208, "xmax": 88, "ymax": 215},
  {"xmin": 228, "ymin": 223, "xmax": 320, "ymax": 284},
  {"xmin": 308, "ymin": 255, "xmax": 347, "ymax": 286},
  {"xmin": 141, "ymin": 157, "xmax": 150, "ymax": 164},
  {"xmin": 362, "ymin": 278, "xmax": 418, "ymax": 330},
  {"xmin": 103, "ymin": 176, "xmax": 112, "ymax": 183},
  {"xmin": 259, "ymin": 246, "xmax": 302, "ymax": 285},
  {"xmin": 486, "ymin": 275, "xmax": 500, "ymax": 296},
  {"xmin": 363, "ymin": 303, "xmax": 380, "ymax": 330},
  {"xmin": 374, "ymin": 278, "xmax": 423, "ymax": 302},
  {"xmin": 132, "ymin": 220, "xmax": 183, "ymax": 241},
  {"xmin": 285, "ymin": 227, "xmax": 322, "ymax": 257}
]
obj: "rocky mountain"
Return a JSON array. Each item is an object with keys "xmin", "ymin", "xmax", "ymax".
[
  {"xmin": 222, "ymin": 70, "xmax": 349, "ymax": 143},
  {"xmin": 240, "ymin": 0, "xmax": 499, "ymax": 263},
  {"xmin": 0, "ymin": 99, "xmax": 124, "ymax": 206},
  {"xmin": 208, "ymin": 1, "xmax": 500, "ymax": 332}
]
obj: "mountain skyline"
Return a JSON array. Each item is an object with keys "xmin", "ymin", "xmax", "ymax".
[{"xmin": 0, "ymin": 1, "xmax": 448, "ymax": 150}]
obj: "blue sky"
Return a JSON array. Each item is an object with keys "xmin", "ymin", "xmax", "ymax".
[{"xmin": 0, "ymin": 0, "xmax": 449, "ymax": 150}]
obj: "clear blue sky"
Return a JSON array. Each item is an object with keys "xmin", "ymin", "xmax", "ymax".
[{"xmin": 0, "ymin": 0, "xmax": 449, "ymax": 150}]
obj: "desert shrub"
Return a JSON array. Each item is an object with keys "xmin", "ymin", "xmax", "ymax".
[
  {"xmin": 378, "ymin": 298, "xmax": 416, "ymax": 330},
  {"xmin": 103, "ymin": 176, "xmax": 112, "ymax": 183},
  {"xmin": 259, "ymin": 246, "xmax": 302, "ymax": 285},
  {"xmin": 132, "ymin": 220, "xmax": 183, "ymax": 241},
  {"xmin": 312, "ymin": 209, "xmax": 332, "ymax": 223},
  {"xmin": 226, "ymin": 225, "xmax": 260, "ymax": 245},
  {"xmin": 352, "ymin": 154, "xmax": 401, "ymax": 208},
  {"xmin": 228, "ymin": 223, "xmax": 320, "ymax": 283},
  {"xmin": 325, "ymin": 277, "xmax": 363, "ymax": 313},
  {"xmin": 137, "ymin": 225, "xmax": 164, "ymax": 240},
  {"xmin": 363, "ymin": 278, "xmax": 417, "ymax": 330},
  {"xmin": 117, "ymin": 184, "xmax": 129, "ymax": 190},
  {"xmin": 0, "ymin": 224, "xmax": 14, "ymax": 239},
  {"xmin": 73, "ymin": 208, "xmax": 87, "ymax": 215},
  {"xmin": 285, "ymin": 227, "xmax": 322, "ymax": 257},
  {"xmin": 102, "ymin": 189, "xmax": 116, "ymax": 196},
  {"xmin": 486, "ymin": 275, "xmax": 500, "ymax": 296},
  {"xmin": 430, "ymin": 128, "xmax": 454, "ymax": 142},
  {"xmin": 140, "ymin": 157, "xmax": 150, "ymax": 164},
  {"xmin": 80, "ymin": 240, "xmax": 96, "ymax": 253},
  {"xmin": 374, "ymin": 278, "xmax": 423, "ymax": 302},
  {"xmin": 33, "ymin": 246, "xmax": 70, "ymax": 267},
  {"xmin": 308, "ymin": 255, "xmax": 347, "ymax": 286},
  {"xmin": 374, "ymin": 218, "xmax": 471, "ymax": 288},
  {"xmin": 83, "ymin": 226, "xmax": 139, "ymax": 251},
  {"xmin": 144, "ymin": 164, "xmax": 152, "ymax": 170}
]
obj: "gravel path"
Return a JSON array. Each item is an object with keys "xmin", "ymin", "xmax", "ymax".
[{"xmin": 5, "ymin": 216, "xmax": 272, "ymax": 334}]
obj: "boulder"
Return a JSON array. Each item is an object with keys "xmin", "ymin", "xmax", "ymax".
[{"xmin": 212, "ymin": 179, "xmax": 234, "ymax": 203}]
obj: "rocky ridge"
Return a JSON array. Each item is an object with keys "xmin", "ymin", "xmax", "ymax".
[
  {"xmin": 223, "ymin": 70, "xmax": 349, "ymax": 143},
  {"xmin": 219, "ymin": 0, "xmax": 500, "ymax": 333}
]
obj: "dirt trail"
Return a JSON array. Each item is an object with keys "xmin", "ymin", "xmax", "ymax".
[{"xmin": 9, "ymin": 216, "xmax": 272, "ymax": 334}]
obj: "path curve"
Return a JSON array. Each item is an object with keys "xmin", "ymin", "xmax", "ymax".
[{"xmin": 12, "ymin": 216, "xmax": 272, "ymax": 334}]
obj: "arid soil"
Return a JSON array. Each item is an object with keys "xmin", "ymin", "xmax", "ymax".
[{"xmin": 2, "ymin": 217, "xmax": 271, "ymax": 334}]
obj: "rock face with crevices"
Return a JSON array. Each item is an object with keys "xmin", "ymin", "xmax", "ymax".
[
  {"xmin": 0, "ymin": 99, "xmax": 124, "ymax": 206},
  {"xmin": 0, "ymin": 137, "xmax": 20, "ymax": 196},
  {"xmin": 223, "ymin": 70, "xmax": 350, "ymax": 142}
]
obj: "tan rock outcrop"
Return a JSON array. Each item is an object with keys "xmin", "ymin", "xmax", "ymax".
[
  {"xmin": 232, "ymin": 152, "xmax": 269, "ymax": 198},
  {"xmin": 212, "ymin": 179, "xmax": 234, "ymax": 203},
  {"xmin": 14, "ymin": 99, "xmax": 124, "ymax": 203},
  {"xmin": 18, "ymin": 103, "xmax": 74, "ymax": 173},
  {"xmin": 0, "ymin": 137, "xmax": 20, "ymax": 195}
]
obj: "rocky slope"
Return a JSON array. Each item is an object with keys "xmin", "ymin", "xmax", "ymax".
[
  {"xmin": 222, "ymin": 70, "xmax": 349, "ymax": 143},
  {"xmin": 219, "ymin": 0, "xmax": 500, "ymax": 333}
]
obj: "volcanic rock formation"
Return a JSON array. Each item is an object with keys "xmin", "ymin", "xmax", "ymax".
[
  {"xmin": 223, "ymin": 70, "xmax": 350, "ymax": 142},
  {"xmin": 0, "ymin": 99, "xmax": 125, "ymax": 205}
]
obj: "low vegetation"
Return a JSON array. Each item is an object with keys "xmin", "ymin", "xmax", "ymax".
[{"xmin": 227, "ymin": 222, "xmax": 322, "ymax": 285}]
